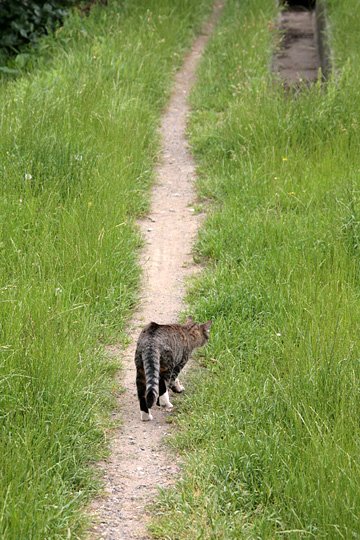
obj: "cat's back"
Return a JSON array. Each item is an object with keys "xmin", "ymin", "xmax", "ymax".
[{"xmin": 137, "ymin": 322, "xmax": 185, "ymax": 350}]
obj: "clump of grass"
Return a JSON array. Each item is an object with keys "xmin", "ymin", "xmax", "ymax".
[
  {"xmin": 0, "ymin": 0, "xmax": 213, "ymax": 537},
  {"xmin": 152, "ymin": 0, "xmax": 360, "ymax": 538}
]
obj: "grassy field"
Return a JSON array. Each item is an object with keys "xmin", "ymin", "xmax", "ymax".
[
  {"xmin": 152, "ymin": 0, "xmax": 360, "ymax": 538},
  {"xmin": 0, "ymin": 1, "xmax": 213, "ymax": 537}
]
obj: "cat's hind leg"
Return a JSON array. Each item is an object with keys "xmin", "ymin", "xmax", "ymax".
[{"xmin": 158, "ymin": 375, "xmax": 173, "ymax": 410}]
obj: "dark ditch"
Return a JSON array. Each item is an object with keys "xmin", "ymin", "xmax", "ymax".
[{"xmin": 273, "ymin": 0, "xmax": 330, "ymax": 86}]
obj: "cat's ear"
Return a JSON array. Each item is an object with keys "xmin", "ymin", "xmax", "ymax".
[
  {"xmin": 185, "ymin": 316, "xmax": 194, "ymax": 325},
  {"xmin": 202, "ymin": 320, "xmax": 212, "ymax": 338}
]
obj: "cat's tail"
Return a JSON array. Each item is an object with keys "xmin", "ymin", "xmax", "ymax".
[{"xmin": 143, "ymin": 345, "xmax": 160, "ymax": 409}]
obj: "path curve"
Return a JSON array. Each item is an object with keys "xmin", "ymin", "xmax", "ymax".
[{"xmin": 90, "ymin": 3, "xmax": 223, "ymax": 538}]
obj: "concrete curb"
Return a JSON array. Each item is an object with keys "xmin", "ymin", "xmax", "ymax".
[{"xmin": 315, "ymin": 0, "xmax": 332, "ymax": 80}]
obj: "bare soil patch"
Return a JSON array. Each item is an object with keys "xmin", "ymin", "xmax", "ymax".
[{"xmin": 89, "ymin": 3, "xmax": 223, "ymax": 539}]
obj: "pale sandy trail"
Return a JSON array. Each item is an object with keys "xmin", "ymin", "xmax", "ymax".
[{"xmin": 90, "ymin": 3, "xmax": 223, "ymax": 538}]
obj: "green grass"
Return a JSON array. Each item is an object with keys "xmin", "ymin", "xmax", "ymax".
[
  {"xmin": 152, "ymin": 0, "xmax": 360, "ymax": 538},
  {"xmin": 0, "ymin": 0, "xmax": 214, "ymax": 537}
]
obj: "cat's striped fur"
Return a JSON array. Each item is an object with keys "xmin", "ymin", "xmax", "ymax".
[{"xmin": 134, "ymin": 318, "xmax": 212, "ymax": 421}]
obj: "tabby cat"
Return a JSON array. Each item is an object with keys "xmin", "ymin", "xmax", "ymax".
[{"xmin": 134, "ymin": 317, "xmax": 212, "ymax": 421}]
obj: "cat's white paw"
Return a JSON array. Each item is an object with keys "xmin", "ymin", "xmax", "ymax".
[
  {"xmin": 173, "ymin": 378, "xmax": 185, "ymax": 393},
  {"xmin": 159, "ymin": 391, "xmax": 173, "ymax": 409},
  {"xmin": 141, "ymin": 411, "xmax": 153, "ymax": 421}
]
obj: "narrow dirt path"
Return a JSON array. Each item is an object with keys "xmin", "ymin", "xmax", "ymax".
[{"xmin": 90, "ymin": 3, "xmax": 223, "ymax": 539}]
